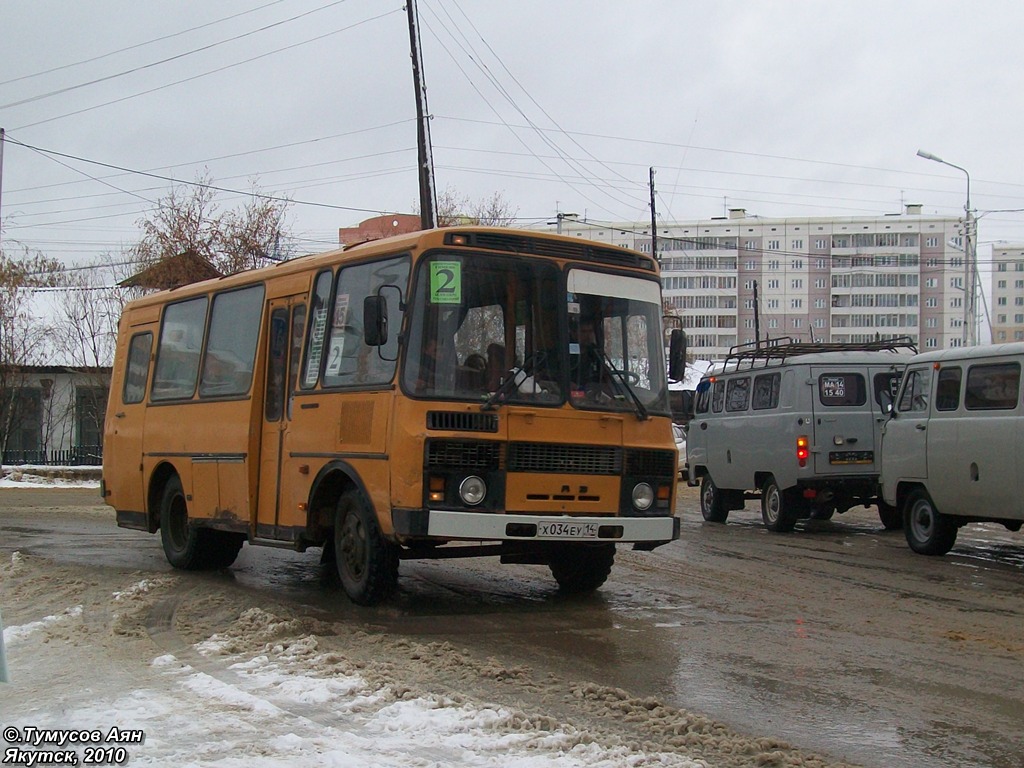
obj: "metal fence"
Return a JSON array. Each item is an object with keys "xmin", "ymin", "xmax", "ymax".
[{"xmin": 0, "ymin": 445, "xmax": 103, "ymax": 467}]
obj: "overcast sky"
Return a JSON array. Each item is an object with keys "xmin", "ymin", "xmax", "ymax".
[{"xmin": 3, "ymin": 0, "xmax": 1024, "ymax": 275}]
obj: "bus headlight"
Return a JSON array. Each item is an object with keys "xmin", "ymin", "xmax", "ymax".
[
  {"xmin": 631, "ymin": 482, "xmax": 654, "ymax": 511},
  {"xmin": 459, "ymin": 476, "xmax": 487, "ymax": 506}
]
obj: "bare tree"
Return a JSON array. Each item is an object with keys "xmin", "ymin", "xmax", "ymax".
[
  {"xmin": 430, "ymin": 186, "xmax": 519, "ymax": 228},
  {"xmin": 0, "ymin": 249, "xmax": 65, "ymax": 466},
  {"xmin": 129, "ymin": 173, "xmax": 292, "ymax": 280}
]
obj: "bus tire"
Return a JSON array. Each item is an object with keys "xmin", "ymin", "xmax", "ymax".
[
  {"xmin": 205, "ymin": 531, "xmax": 245, "ymax": 569},
  {"xmin": 700, "ymin": 474, "xmax": 729, "ymax": 523},
  {"xmin": 334, "ymin": 490, "xmax": 399, "ymax": 606},
  {"xmin": 548, "ymin": 543, "xmax": 615, "ymax": 593},
  {"xmin": 904, "ymin": 489, "xmax": 957, "ymax": 555},
  {"xmin": 761, "ymin": 477, "xmax": 799, "ymax": 533},
  {"xmin": 159, "ymin": 475, "xmax": 209, "ymax": 570},
  {"xmin": 878, "ymin": 501, "xmax": 902, "ymax": 531}
]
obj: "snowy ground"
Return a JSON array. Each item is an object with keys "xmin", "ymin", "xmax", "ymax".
[{"xmin": 1, "ymin": 470, "xmax": 853, "ymax": 768}]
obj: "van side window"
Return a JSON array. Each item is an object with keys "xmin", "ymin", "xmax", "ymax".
[
  {"xmin": 873, "ymin": 372, "xmax": 901, "ymax": 407},
  {"xmin": 726, "ymin": 377, "xmax": 751, "ymax": 411},
  {"xmin": 752, "ymin": 372, "xmax": 780, "ymax": 410},
  {"xmin": 898, "ymin": 368, "xmax": 931, "ymax": 412},
  {"xmin": 935, "ymin": 367, "xmax": 962, "ymax": 411},
  {"xmin": 695, "ymin": 380, "xmax": 711, "ymax": 414},
  {"xmin": 965, "ymin": 362, "xmax": 1020, "ymax": 410},
  {"xmin": 818, "ymin": 373, "xmax": 866, "ymax": 406},
  {"xmin": 711, "ymin": 379, "xmax": 726, "ymax": 413}
]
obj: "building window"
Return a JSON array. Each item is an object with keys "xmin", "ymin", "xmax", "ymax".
[
  {"xmin": 767, "ymin": 240, "xmax": 780, "ymax": 250},
  {"xmin": 0, "ymin": 388, "xmax": 42, "ymax": 454},
  {"xmin": 76, "ymin": 386, "xmax": 109, "ymax": 450}
]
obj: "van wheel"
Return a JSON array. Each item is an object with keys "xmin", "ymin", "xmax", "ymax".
[
  {"xmin": 903, "ymin": 489, "xmax": 957, "ymax": 555},
  {"xmin": 700, "ymin": 475, "xmax": 730, "ymax": 523},
  {"xmin": 761, "ymin": 477, "xmax": 799, "ymax": 533},
  {"xmin": 549, "ymin": 543, "xmax": 615, "ymax": 593},
  {"xmin": 878, "ymin": 502, "xmax": 902, "ymax": 531},
  {"xmin": 334, "ymin": 490, "xmax": 399, "ymax": 605}
]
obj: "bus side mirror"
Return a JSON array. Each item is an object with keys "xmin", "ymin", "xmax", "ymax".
[
  {"xmin": 668, "ymin": 329, "xmax": 687, "ymax": 381},
  {"xmin": 363, "ymin": 295, "xmax": 388, "ymax": 347}
]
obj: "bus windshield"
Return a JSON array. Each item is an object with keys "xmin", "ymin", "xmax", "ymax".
[{"xmin": 401, "ymin": 253, "xmax": 669, "ymax": 415}]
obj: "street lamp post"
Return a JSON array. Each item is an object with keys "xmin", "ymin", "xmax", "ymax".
[{"xmin": 916, "ymin": 149, "xmax": 976, "ymax": 346}]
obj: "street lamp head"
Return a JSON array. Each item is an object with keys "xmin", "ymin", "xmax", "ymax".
[{"xmin": 916, "ymin": 149, "xmax": 943, "ymax": 163}]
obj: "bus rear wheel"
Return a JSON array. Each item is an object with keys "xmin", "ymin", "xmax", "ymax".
[
  {"xmin": 334, "ymin": 490, "xmax": 399, "ymax": 605},
  {"xmin": 904, "ymin": 489, "xmax": 957, "ymax": 555},
  {"xmin": 761, "ymin": 477, "xmax": 799, "ymax": 533},
  {"xmin": 548, "ymin": 543, "xmax": 615, "ymax": 593},
  {"xmin": 159, "ymin": 476, "xmax": 242, "ymax": 570}
]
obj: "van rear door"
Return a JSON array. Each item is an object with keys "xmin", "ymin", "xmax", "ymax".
[{"xmin": 810, "ymin": 367, "xmax": 893, "ymax": 475}]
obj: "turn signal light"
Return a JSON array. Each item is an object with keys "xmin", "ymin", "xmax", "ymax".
[{"xmin": 796, "ymin": 435, "xmax": 810, "ymax": 467}]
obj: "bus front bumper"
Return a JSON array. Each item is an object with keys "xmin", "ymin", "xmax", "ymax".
[{"xmin": 393, "ymin": 508, "xmax": 679, "ymax": 544}]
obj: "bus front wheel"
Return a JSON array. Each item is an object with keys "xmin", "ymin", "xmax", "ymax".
[
  {"xmin": 548, "ymin": 543, "xmax": 615, "ymax": 593},
  {"xmin": 334, "ymin": 490, "xmax": 399, "ymax": 605}
]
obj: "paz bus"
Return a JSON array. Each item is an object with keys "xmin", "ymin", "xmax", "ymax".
[{"xmin": 102, "ymin": 227, "xmax": 683, "ymax": 605}]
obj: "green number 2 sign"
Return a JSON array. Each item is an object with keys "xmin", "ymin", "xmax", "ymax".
[{"xmin": 430, "ymin": 261, "xmax": 462, "ymax": 304}]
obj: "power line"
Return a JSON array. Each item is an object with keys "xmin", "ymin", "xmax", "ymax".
[{"xmin": 0, "ymin": 1, "xmax": 286, "ymax": 87}]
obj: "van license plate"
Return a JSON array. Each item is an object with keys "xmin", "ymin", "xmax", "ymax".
[
  {"xmin": 538, "ymin": 521, "xmax": 599, "ymax": 538},
  {"xmin": 829, "ymin": 451, "xmax": 873, "ymax": 465}
]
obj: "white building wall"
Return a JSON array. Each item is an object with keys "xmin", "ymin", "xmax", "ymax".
[{"xmin": 555, "ymin": 208, "xmax": 965, "ymax": 359}]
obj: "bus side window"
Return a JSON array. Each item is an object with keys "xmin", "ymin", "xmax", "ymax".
[
  {"xmin": 302, "ymin": 270, "xmax": 334, "ymax": 389},
  {"xmin": 152, "ymin": 296, "xmax": 208, "ymax": 401},
  {"xmin": 123, "ymin": 332, "xmax": 153, "ymax": 405}
]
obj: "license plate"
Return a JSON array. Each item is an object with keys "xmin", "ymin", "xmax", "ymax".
[
  {"xmin": 829, "ymin": 450, "xmax": 873, "ymax": 465},
  {"xmin": 537, "ymin": 521, "xmax": 599, "ymax": 539}
]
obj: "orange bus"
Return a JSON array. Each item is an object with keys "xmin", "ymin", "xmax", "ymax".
[{"xmin": 103, "ymin": 227, "xmax": 683, "ymax": 604}]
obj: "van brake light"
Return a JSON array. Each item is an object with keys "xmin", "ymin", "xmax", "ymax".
[{"xmin": 796, "ymin": 435, "xmax": 810, "ymax": 467}]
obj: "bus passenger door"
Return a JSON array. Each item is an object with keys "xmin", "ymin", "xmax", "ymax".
[{"xmin": 257, "ymin": 297, "xmax": 306, "ymax": 539}]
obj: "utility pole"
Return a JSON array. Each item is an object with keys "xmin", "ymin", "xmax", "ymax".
[
  {"xmin": 753, "ymin": 280, "xmax": 761, "ymax": 346},
  {"xmin": 649, "ymin": 167, "xmax": 658, "ymax": 265},
  {"xmin": 406, "ymin": 0, "xmax": 437, "ymax": 230},
  {"xmin": 0, "ymin": 128, "xmax": 5, "ymax": 256}
]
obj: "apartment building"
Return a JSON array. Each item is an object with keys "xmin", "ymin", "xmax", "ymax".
[
  {"xmin": 554, "ymin": 206, "xmax": 966, "ymax": 359},
  {"xmin": 990, "ymin": 244, "xmax": 1024, "ymax": 344}
]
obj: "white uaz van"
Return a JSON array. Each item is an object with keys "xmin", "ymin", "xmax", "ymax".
[
  {"xmin": 686, "ymin": 338, "xmax": 914, "ymax": 532},
  {"xmin": 881, "ymin": 342, "xmax": 1024, "ymax": 555}
]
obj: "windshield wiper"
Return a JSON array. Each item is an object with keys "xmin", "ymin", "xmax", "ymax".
[
  {"xmin": 596, "ymin": 350, "xmax": 648, "ymax": 421},
  {"xmin": 480, "ymin": 352, "xmax": 542, "ymax": 411}
]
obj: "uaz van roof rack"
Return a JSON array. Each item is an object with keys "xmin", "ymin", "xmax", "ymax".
[{"xmin": 721, "ymin": 336, "xmax": 917, "ymax": 371}]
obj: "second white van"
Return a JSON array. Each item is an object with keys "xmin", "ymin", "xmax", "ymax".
[{"xmin": 881, "ymin": 342, "xmax": 1024, "ymax": 555}]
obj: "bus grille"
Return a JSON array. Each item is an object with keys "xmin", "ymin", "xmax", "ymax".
[
  {"xmin": 426, "ymin": 411, "xmax": 498, "ymax": 433},
  {"xmin": 626, "ymin": 449, "xmax": 676, "ymax": 477},
  {"xmin": 507, "ymin": 443, "xmax": 622, "ymax": 475},
  {"xmin": 426, "ymin": 440, "xmax": 502, "ymax": 471}
]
